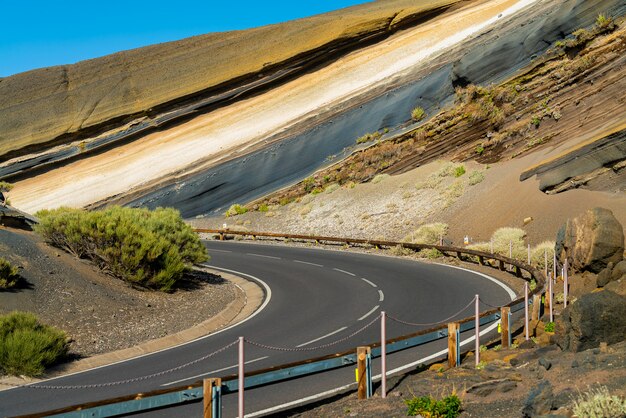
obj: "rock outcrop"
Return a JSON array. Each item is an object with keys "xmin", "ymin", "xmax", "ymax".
[
  {"xmin": 556, "ymin": 290, "xmax": 626, "ymax": 352},
  {"xmin": 556, "ymin": 207, "xmax": 625, "ymax": 273}
]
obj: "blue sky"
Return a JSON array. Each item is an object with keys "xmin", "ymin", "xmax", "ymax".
[{"xmin": 0, "ymin": 1, "xmax": 369, "ymax": 77}]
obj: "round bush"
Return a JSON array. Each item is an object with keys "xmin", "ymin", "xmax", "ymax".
[
  {"xmin": 35, "ymin": 206, "xmax": 208, "ymax": 291},
  {"xmin": 0, "ymin": 312, "xmax": 69, "ymax": 376}
]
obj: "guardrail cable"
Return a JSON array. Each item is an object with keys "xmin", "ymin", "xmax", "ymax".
[
  {"xmin": 479, "ymin": 298, "xmax": 502, "ymax": 309},
  {"xmin": 10, "ymin": 339, "xmax": 239, "ymax": 390},
  {"xmin": 245, "ymin": 314, "xmax": 381, "ymax": 352},
  {"xmin": 387, "ymin": 296, "xmax": 476, "ymax": 327}
]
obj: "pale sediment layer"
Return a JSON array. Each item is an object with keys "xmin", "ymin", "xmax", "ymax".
[{"xmin": 9, "ymin": 0, "xmax": 537, "ymax": 213}]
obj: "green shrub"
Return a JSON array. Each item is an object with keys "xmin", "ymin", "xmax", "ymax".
[
  {"xmin": 225, "ymin": 204, "xmax": 248, "ymax": 217},
  {"xmin": 530, "ymin": 241, "xmax": 555, "ymax": 271},
  {"xmin": 475, "ymin": 145, "xmax": 485, "ymax": 155},
  {"xmin": 492, "ymin": 227, "xmax": 526, "ymax": 259},
  {"xmin": 356, "ymin": 131, "xmax": 382, "ymax": 144},
  {"xmin": 572, "ymin": 386, "xmax": 626, "ymax": 418},
  {"xmin": 544, "ymin": 322, "xmax": 555, "ymax": 333},
  {"xmin": 595, "ymin": 14, "xmax": 614, "ymax": 30},
  {"xmin": 405, "ymin": 393, "xmax": 462, "ymax": 417},
  {"xmin": 453, "ymin": 165, "xmax": 466, "ymax": 177},
  {"xmin": 0, "ymin": 258, "xmax": 19, "ymax": 289},
  {"xmin": 411, "ymin": 107, "xmax": 426, "ymax": 121},
  {"xmin": 404, "ymin": 223, "xmax": 448, "ymax": 245},
  {"xmin": 372, "ymin": 174, "xmax": 389, "ymax": 184},
  {"xmin": 0, "ymin": 312, "xmax": 69, "ymax": 376},
  {"xmin": 258, "ymin": 203, "xmax": 269, "ymax": 212},
  {"xmin": 35, "ymin": 206, "xmax": 208, "ymax": 291},
  {"xmin": 468, "ymin": 170, "xmax": 485, "ymax": 185},
  {"xmin": 0, "ymin": 181, "xmax": 13, "ymax": 192}
]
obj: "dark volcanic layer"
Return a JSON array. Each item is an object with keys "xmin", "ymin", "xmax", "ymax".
[{"xmin": 110, "ymin": 0, "xmax": 625, "ymax": 218}]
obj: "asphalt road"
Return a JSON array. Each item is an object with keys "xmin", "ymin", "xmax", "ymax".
[{"xmin": 0, "ymin": 241, "xmax": 515, "ymax": 417}]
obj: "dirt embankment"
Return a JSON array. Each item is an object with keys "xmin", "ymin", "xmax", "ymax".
[{"xmin": 0, "ymin": 0, "xmax": 457, "ymax": 164}]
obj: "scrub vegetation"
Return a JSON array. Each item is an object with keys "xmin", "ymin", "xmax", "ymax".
[
  {"xmin": 35, "ymin": 206, "xmax": 208, "ymax": 291},
  {"xmin": 0, "ymin": 258, "xmax": 20, "ymax": 289},
  {"xmin": 0, "ymin": 312, "xmax": 69, "ymax": 376}
]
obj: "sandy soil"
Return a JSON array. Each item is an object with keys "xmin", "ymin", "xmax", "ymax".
[{"xmin": 10, "ymin": 0, "xmax": 538, "ymax": 213}]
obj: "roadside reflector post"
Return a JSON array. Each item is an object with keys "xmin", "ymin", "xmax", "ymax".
[
  {"xmin": 238, "ymin": 337, "xmax": 244, "ymax": 418},
  {"xmin": 544, "ymin": 248, "xmax": 548, "ymax": 277},
  {"xmin": 380, "ymin": 311, "xmax": 387, "ymax": 398},
  {"xmin": 528, "ymin": 244, "xmax": 531, "ymax": 265},
  {"xmin": 548, "ymin": 273, "xmax": 553, "ymax": 322},
  {"xmin": 357, "ymin": 346, "xmax": 371, "ymax": 400},
  {"xmin": 203, "ymin": 378, "xmax": 222, "ymax": 418},
  {"xmin": 447, "ymin": 322, "xmax": 460, "ymax": 368},
  {"xmin": 501, "ymin": 307, "xmax": 511, "ymax": 348},
  {"xmin": 509, "ymin": 241, "xmax": 512, "ymax": 259},
  {"xmin": 366, "ymin": 348, "xmax": 373, "ymax": 398},
  {"xmin": 563, "ymin": 257, "xmax": 569, "ymax": 308},
  {"xmin": 524, "ymin": 282, "xmax": 529, "ymax": 341},
  {"xmin": 475, "ymin": 295, "xmax": 480, "ymax": 366}
]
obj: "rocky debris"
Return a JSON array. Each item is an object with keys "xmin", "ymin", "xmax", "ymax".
[
  {"xmin": 466, "ymin": 378, "xmax": 518, "ymax": 397},
  {"xmin": 0, "ymin": 205, "xmax": 37, "ymax": 230},
  {"xmin": 522, "ymin": 381, "xmax": 554, "ymax": 417},
  {"xmin": 556, "ymin": 290, "xmax": 626, "ymax": 352},
  {"xmin": 597, "ymin": 260, "xmax": 626, "ymax": 288},
  {"xmin": 556, "ymin": 207, "xmax": 624, "ymax": 273}
]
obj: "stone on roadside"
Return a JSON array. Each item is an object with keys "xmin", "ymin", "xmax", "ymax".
[
  {"xmin": 555, "ymin": 208, "xmax": 624, "ymax": 273},
  {"xmin": 522, "ymin": 380, "xmax": 554, "ymax": 417},
  {"xmin": 556, "ymin": 290, "xmax": 626, "ymax": 352}
]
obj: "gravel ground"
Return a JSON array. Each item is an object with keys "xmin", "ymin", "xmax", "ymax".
[{"xmin": 0, "ymin": 228, "xmax": 240, "ymax": 359}]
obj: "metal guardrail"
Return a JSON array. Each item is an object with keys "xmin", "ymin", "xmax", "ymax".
[{"xmin": 19, "ymin": 230, "xmax": 545, "ymax": 418}]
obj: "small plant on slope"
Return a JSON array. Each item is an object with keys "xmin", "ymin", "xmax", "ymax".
[
  {"xmin": 405, "ymin": 393, "xmax": 462, "ymax": 417},
  {"xmin": 572, "ymin": 386, "xmax": 626, "ymax": 418},
  {"xmin": 0, "ymin": 258, "xmax": 20, "ymax": 289}
]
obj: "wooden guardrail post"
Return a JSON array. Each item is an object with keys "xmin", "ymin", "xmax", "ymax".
[
  {"xmin": 501, "ymin": 307, "xmax": 510, "ymax": 348},
  {"xmin": 357, "ymin": 346, "xmax": 371, "ymax": 400},
  {"xmin": 447, "ymin": 322, "xmax": 460, "ymax": 368},
  {"xmin": 532, "ymin": 294, "xmax": 542, "ymax": 321},
  {"xmin": 204, "ymin": 378, "xmax": 222, "ymax": 418}
]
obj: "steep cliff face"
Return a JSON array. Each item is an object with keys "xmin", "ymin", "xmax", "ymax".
[{"xmin": 0, "ymin": 0, "xmax": 455, "ymax": 161}]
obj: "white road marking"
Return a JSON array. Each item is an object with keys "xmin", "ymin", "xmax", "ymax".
[
  {"xmin": 160, "ymin": 356, "xmax": 269, "ymax": 386},
  {"xmin": 358, "ymin": 305, "xmax": 380, "ymax": 321},
  {"xmin": 333, "ymin": 268, "xmax": 356, "ymax": 276},
  {"xmin": 296, "ymin": 326, "xmax": 348, "ymax": 348},
  {"xmin": 207, "ymin": 248, "xmax": 232, "ymax": 253},
  {"xmin": 247, "ymin": 253, "xmax": 281, "ymax": 260},
  {"xmin": 378, "ymin": 290, "xmax": 385, "ymax": 302},
  {"xmin": 434, "ymin": 263, "xmax": 517, "ymax": 300},
  {"xmin": 293, "ymin": 260, "xmax": 324, "ymax": 267},
  {"xmin": 361, "ymin": 278, "xmax": 377, "ymax": 287}
]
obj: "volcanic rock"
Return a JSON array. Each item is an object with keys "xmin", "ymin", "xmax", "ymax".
[
  {"xmin": 556, "ymin": 290, "xmax": 626, "ymax": 352},
  {"xmin": 555, "ymin": 208, "xmax": 624, "ymax": 273}
]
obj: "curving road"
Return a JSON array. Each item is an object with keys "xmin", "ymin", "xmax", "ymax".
[{"xmin": 1, "ymin": 241, "xmax": 514, "ymax": 417}]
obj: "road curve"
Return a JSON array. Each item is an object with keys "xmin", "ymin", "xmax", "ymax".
[{"xmin": 0, "ymin": 241, "xmax": 514, "ymax": 417}]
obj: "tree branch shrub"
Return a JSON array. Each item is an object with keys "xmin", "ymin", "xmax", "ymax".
[
  {"xmin": 35, "ymin": 206, "xmax": 208, "ymax": 291},
  {"xmin": 0, "ymin": 258, "xmax": 19, "ymax": 289},
  {"xmin": 0, "ymin": 312, "xmax": 69, "ymax": 376}
]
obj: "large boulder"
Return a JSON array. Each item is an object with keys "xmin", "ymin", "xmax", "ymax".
[
  {"xmin": 555, "ymin": 290, "xmax": 626, "ymax": 352},
  {"xmin": 555, "ymin": 207, "xmax": 624, "ymax": 273}
]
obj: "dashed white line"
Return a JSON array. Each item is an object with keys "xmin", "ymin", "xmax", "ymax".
[
  {"xmin": 333, "ymin": 268, "xmax": 356, "ymax": 276},
  {"xmin": 293, "ymin": 260, "xmax": 324, "ymax": 267},
  {"xmin": 296, "ymin": 326, "xmax": 348, "ymax": 347},
  {"xmin": 378, "ymin": 290, "xmax": 385, "ymax": 302},
  {"xmin": 247, "ymin": 253, "xmax": 281, "ymax": 260},
  {"xmin": 361, "ymin": 278, "xmax": 377, "ymax": 287},
  {"xmin": 358, "ymin": 305, "xmax": 380, "ymax": 321},
  {"xmin": 160, "ymin": 356, "xmax": 269, "ymax": 386}
]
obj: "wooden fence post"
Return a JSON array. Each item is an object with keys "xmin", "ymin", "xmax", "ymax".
[
  {"xmin": 204, "ymin": 378, "xmax": 222, "ymax": 418},
  {"xmin": 501, "ymin": 307, "xmax": 510, "ymax": 349},
  {"xmin": 448, "ymin": 322, "xmax": 459, "ymax": 368},
  {"xmin": 532, "ymin": 294, "xmax": 542, "ymax": 321},
  {"xmin": 357, "ymin": 347, "xmax": 369, "ymax": 400}
]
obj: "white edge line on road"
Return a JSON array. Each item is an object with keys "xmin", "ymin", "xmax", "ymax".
[
  {"xmin": 8, "ymin": 265, "xmax": 272, "ymax": 389},
  {"xmin": 296, "ymin": 326, "xmax": 348, "ymax": 348},
  {"xmin": 247, "ymin": 321, "xmax": 501, "ymax": 418},
  {"xmin": 207, "ymin": 248, "xmax": 232, "ymax": 253},
  {"xmin": 361, "ymin": 278, "xmax": 377, "ymax": 287},
  {"xmin": 333, "ymin": 268, "xmax": 356, "ymax": 276},
  {"xmin": 247, "ymin": 253, "xmax": 281, "ymax": 260},
  {"xmin": 378, "ymin": 290, "xmax": 385, "ymax": 302},
  {"xmin": 293, "ymin": 260, "xmax": 324, "ymax": 267},
  {"xmin": 358, "ymin": 305, "xmax": 379, "ymax": 321},
  {"xmin": 434, "ymin": 263, "xmax": 517, "ymax": 301},
  {"xmin": 161, "ymin": 356, "xmax": 268, "ymax": 387}
]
